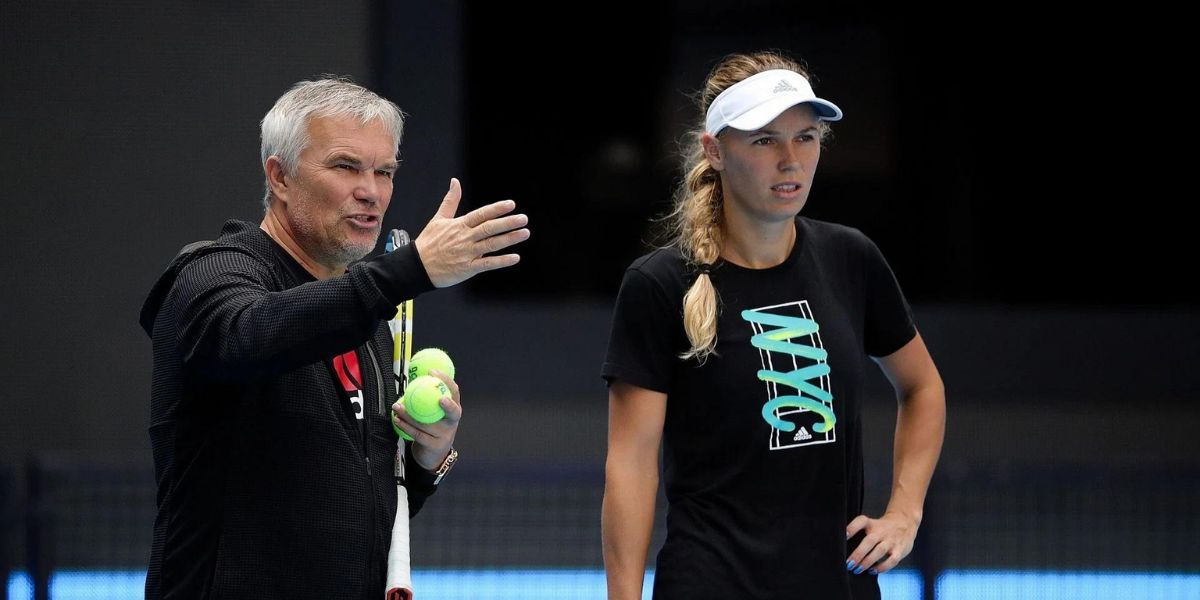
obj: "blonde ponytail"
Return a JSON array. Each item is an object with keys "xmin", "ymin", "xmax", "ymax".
[{"xmin": 669, "ymin": 143, "xmax": 723, "ymax": 360}]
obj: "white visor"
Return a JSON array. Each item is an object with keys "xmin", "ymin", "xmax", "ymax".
[{"xmin": 704, "ymin": 69, "xmax": 843, "ymax": 135}]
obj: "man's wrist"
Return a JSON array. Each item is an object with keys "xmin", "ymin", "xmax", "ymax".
[
  {"xmin": 414, "ymin": 445, "xmax": 450, "ymax": 471},
  {"xmin": 427, "ymin": 447, "xmax": 457, "ymax": 485}
]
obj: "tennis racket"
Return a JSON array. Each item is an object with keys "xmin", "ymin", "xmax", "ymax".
[{"xmin": 385, "ymin": 228, "xmax": 415, "ymax": 600}]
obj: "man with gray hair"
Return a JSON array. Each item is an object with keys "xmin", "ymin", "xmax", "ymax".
[{"xmin": 140, "ymin": 78, "xmax": 529, "ymax": 599}]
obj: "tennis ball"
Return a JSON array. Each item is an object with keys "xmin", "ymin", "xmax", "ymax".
[
  {"xmin": 404, "ymin": 375, "xmax": 449, "ymax": 424},
  {"xmin": 408, "ymin": 347, "xmax": 456, "ymax": 381},
  {"xmin": 393, "ymin": 375, "xmax": 449, "ymax": 441}
]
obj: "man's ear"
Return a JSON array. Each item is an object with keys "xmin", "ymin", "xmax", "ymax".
[
  {"xmin": 701, "ymin": 133, "xmax": 723, "ymax": 171},
  {"xmin": 265, "ymin": 156, "xmax": 290, "ymax": 203}
]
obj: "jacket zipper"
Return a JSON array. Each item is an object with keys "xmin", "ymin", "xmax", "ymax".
[
  {"xmin": 365, "ymin": 342, "xmax": 388, "ymax": 418},
  {"xmin": 363, "ymin": 341, "xmax": 388, "ymax": 590}
]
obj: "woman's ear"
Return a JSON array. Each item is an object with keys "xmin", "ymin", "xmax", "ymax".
[{"xmin": 701, "ymin": 133, "xmax": 723, "ymax": 171}]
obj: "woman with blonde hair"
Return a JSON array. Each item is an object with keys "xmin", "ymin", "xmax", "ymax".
[{"xmin": 601, "ymin": 51, "xmax": 946, "ymax": 599}]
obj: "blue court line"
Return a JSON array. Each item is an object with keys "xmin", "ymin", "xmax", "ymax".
[
  {"xmin": 935, "ymin": 569, "xmax": 1200, "ymax": 600},
  {"xmin": 7, "ymin": 568, "xmax": 1195, "ymax": 599}
]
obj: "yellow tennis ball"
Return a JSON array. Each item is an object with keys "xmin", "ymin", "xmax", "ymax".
[
  {"xmin": 408, "ymin": 347, "xmax": 455, "ymax": 382},
  {"xmin": 404, "ymin": 375, "xmax": 449, "ymax": 424},
  {"xmin": 394, "ymin": 375, "xmax": 449, "ymax": 441}
]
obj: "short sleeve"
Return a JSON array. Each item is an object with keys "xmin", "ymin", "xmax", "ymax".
[
  {"xmin": 600, "ymin": 266, "xmax": 683, "ymax": 393},
  {"xmin": 862, "ymin": 237, "xmax": 917, "ymax": 357}
]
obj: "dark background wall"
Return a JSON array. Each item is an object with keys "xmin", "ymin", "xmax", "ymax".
[
  {"xmin": 1, "ymin": 0, "xmax": 1197, "ymax": 589},
  {"xmin": 1, "ymin": 0, "xmax": 381, "ymax": 463}
]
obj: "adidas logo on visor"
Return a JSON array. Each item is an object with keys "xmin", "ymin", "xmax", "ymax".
[{"xmin": 773, "ymin": 80, "xmax": 798, "ymax": 94}]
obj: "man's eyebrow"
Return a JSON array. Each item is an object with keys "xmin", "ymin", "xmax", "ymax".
[
  {"xmin": 326, "ymin": 152, "xmax": 363, "ymax": 165},
  {"xmin": 328, "ymin": 153, "xmax": 397, "ymax": 171}
]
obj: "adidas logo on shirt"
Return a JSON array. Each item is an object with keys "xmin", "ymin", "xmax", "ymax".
[{"xmin": 793, "ymin": 427, "xmax": 813, "ymax": 441}]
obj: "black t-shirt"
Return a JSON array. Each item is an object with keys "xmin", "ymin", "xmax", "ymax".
[{"xmin": 602, "ymin": 217, "xmax": 916, "ymax": 600}]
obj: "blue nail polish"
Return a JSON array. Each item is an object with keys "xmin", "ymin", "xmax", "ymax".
[
  {"xmin": 868, "ymin": 569, "xmax": 879, "ymax": 575},
  {"xmin": 846, "ymin": 560, "xmax": 856, "ymax": 571},
  {"xmin": 854, "ymin": 565, "xmax": 865, "ymax": 575}
]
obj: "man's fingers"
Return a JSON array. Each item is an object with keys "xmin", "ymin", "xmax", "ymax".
[
  {"xmin": 435, "ymin": 178, "xmax": 463, "ymax": 219},
  {"xmin": 461, "ymin": 199, "xmax": 517, "ymax": 229},
  {"xmin": 470, "ymin": 254, "xmax": 522, "ymax": 273},
  {"xmin": 471, "ymin": 213, "xmax": 529, "ymax": 242},
  {"xmin": 391, "ymin": 404, "xmax": 425, "ymax": 436},
  {"xmin": 481, "ymin": 229, "xmax": 530, "ymax": 254},
  {"xmin": 438, "ymin": 395, "xmax": 463, "ymax": 423}
]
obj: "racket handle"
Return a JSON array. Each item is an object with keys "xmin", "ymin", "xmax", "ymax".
[{"xmin": 385, "ymin": 485, "xmax": 413, "ymax": 599}]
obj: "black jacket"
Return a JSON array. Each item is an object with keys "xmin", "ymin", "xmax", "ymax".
[{"xmin": 140, "ymin": 220, "xmax": 438, "ymax": 599}]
